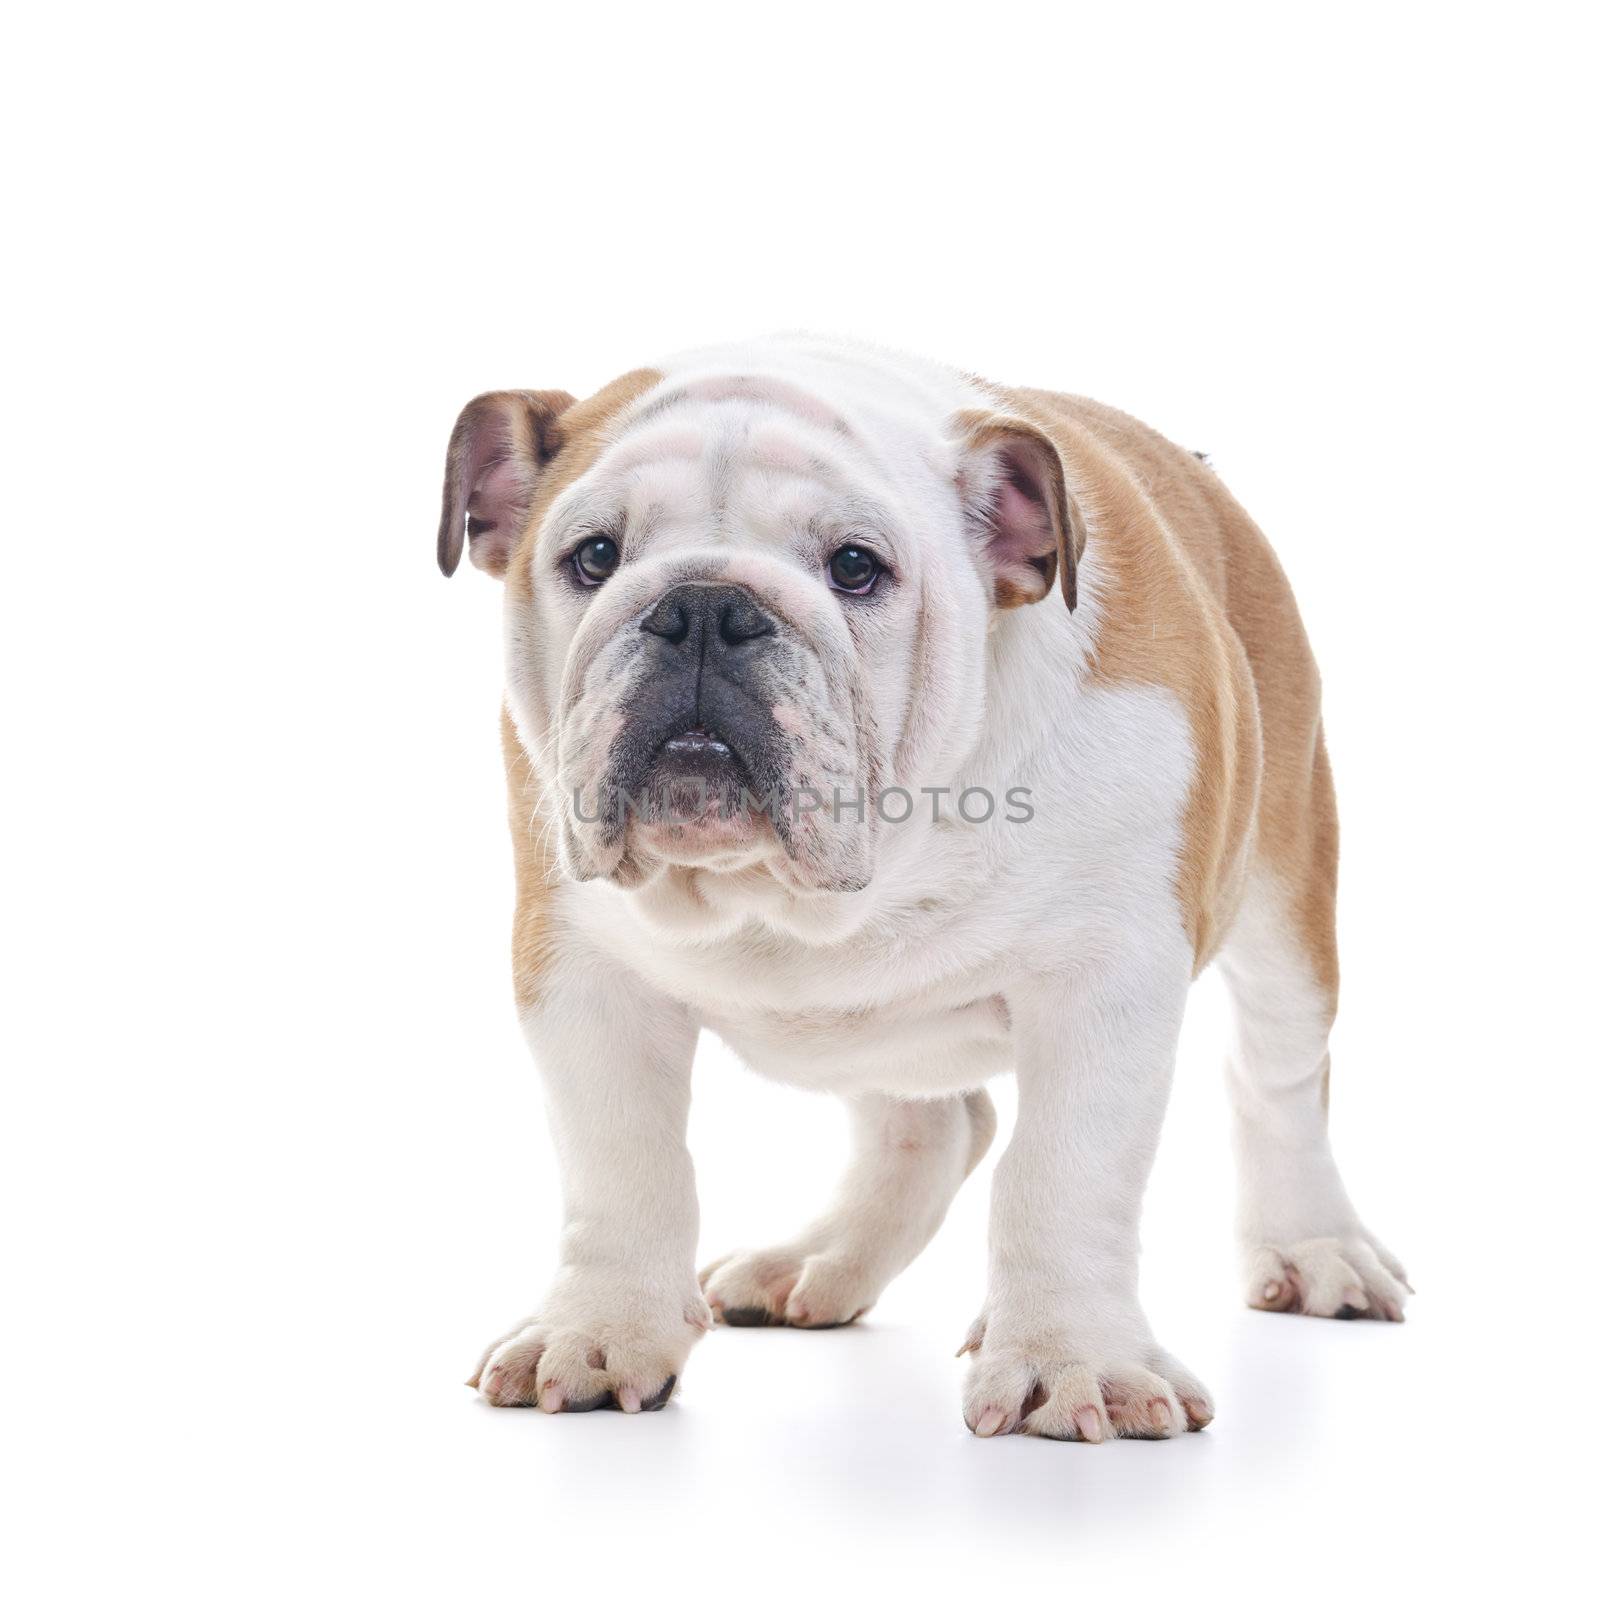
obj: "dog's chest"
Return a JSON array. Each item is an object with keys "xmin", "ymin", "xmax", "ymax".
[
  {"xmin": 575, "ymin": 881, "xmax": 1018, "ymax": 1094},
  {"xmin": 702, "ymin": 983, "xmax": 1013, "ymax": 1096}
]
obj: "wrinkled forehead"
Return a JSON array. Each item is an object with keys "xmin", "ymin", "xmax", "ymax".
[{"xmin": 543, "ymin": 375, "xmax": 899, "ymax": 559}]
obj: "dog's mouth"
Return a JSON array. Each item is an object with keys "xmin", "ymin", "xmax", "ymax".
[
  {"xmin": 657, "ymin": 723, "xmax": 738, "ymax": 764},
  {"xmin": 651, "ymin": 723, "xmax": 745, "ymax": 791},
  {"xmin": 637, "ymin": 720, "xmax": 761, "ymax": 826},
  {"xmin": 587, "ymin": 685, "xmax": 790, "ymax": 874}
]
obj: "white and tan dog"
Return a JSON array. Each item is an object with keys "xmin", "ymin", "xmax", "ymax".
[{"xmin": 441, "ymin": 335, "xmax": 1407, "ymax": 1441}]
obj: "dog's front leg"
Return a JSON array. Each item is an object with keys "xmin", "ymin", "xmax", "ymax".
[
  {"xmin": 470, "ymin": 955, "xmax": 709, "ymax": 1413},
  {"xmin": 964, "ymin": 952, "xmax": 1212, "ymax": 1441}
]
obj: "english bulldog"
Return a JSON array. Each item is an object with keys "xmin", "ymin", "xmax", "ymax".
[{"xmin": 442, "ymin": 336, "xmax": 1408, "ymax": 1440}]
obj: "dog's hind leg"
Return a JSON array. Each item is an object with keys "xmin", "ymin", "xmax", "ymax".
[
  {"xmin": 700, "ymin": 1090, "xmax": 995, "ymax": 1329},
  {"xmin": 1218, "ymin": 734, "xmax": 1409, "ymax": 1320}
]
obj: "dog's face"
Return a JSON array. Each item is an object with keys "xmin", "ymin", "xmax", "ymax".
[{"xmin": 438, "ymin": 353, "xmax": 1084, "ymax": 908}]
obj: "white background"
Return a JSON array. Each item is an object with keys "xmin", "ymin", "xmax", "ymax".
[{"xmin": 5, "ymin": 3, "xmax": 1596, "ymax": 1595}]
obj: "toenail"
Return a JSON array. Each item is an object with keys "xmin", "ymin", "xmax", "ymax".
[
  {"xmin": 973, "ymin": 1405, "xmax": 1008, "ymax": 1438},
  {"xmin": 560, "ymin": 1389, "xmax": 616, "ymax": 1412},
  {"xmin": 639, "ymin": 1375, "xmax": 677, "ymax": 1411}
]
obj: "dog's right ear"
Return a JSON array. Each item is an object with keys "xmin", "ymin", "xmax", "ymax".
[{"xmin": 437, "ymin": 389, "xmax": 577, "ymax": 577}]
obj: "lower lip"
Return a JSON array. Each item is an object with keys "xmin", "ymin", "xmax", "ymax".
[{"xmin": 663, "ymin": 734, "xmax": 733, "ymax": 757}]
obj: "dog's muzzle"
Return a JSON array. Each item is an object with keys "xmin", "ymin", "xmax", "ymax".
[{"xmin": 610, "ymin": 581, "xmax": 785, "ymax": 808}]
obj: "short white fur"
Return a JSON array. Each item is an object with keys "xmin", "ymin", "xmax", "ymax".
[{"xmin": 468, "ymin": 335, "xmax": 1405, "ymax": 1436}]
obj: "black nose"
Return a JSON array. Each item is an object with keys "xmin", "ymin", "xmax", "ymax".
[{"xmin": 640, "ymin": 583, "xmax": 776, "ymax": 650}]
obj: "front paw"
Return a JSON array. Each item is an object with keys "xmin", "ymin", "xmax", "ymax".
[
  {"xmin": 960, "ymin": 1315, "xmax": 1213, "ymax": 1442},
  {"xmin": 469, "ymin": 1282, "xmax": 711, "ymax": 1413}
]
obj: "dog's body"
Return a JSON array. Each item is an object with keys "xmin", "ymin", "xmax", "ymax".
[{"xmin": 443, "ymin": 336, "xmax": 1406, "ymax": 1439}]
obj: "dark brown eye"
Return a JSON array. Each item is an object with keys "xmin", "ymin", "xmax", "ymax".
[
  {"xmin": 827, "ymin": 545, "xmax": 880, "ymax": 594},
  {"xmin": 572, "ymin": 536, "xmax": 620, "ymax": 586}
]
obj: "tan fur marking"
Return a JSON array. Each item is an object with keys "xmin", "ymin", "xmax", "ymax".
[
  {"xmin": 992, "ymin": 387, "xmax": 1335, "ymax": 998},
  {"xmin": 504, "ymin": 707, "xmax": 560, "ymax": 1010},
  {"xmin": 991, "ymin": 575, "xmax": 1043, "ymax": 610}
]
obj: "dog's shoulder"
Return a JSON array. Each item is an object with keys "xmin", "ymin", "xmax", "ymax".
[{"xmin": 992, "ymin": 386, "xmax": 1273, "ymax": 968}]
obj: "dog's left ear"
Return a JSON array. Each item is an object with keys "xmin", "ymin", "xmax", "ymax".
[
  {"xmin": 954, "ymin": 410, "xmax": 1087, "ymax": 611},
  {"xmin": 437, "ymin": 389, "xmax": 577, "ymax": 577}
]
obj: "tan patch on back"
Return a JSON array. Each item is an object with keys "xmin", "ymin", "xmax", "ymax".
[{"xmin": 992, "ymin": 386, "xmax": 1335, "ymax": 992}]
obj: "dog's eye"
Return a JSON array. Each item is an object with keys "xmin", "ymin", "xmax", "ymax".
[
  {"xmin": 827, "ymin": 545, "xmax": 880, "ymax": 595},
  {"xmin": 572, "ymin": 536, "xmax": 621, "ymax": 586}
]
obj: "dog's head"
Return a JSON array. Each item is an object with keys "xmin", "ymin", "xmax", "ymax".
[{"xmin": 437, "ymin": 347, "xmax": 1084, "ymax": 908}]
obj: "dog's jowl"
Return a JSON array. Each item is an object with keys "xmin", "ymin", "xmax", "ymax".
[{"xmin": 441, "ymin": 337, "xmax": 1407, "ymax": 1440}]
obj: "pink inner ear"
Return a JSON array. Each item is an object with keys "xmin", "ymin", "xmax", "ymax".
[
  {"xmin": 988, "ymin": 455, "xmax": 1057, "ymax": 571},
  {"xmin": 462, "ymin": 429, "xmax": 535, "ymax": 575},
  {"xmin": 993, "ymin": 472, "xmax": 1053, "ymax": 559},
  {"xmin": 469, "ymin": 453, "xmax": 529, "ymax": 533}
]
